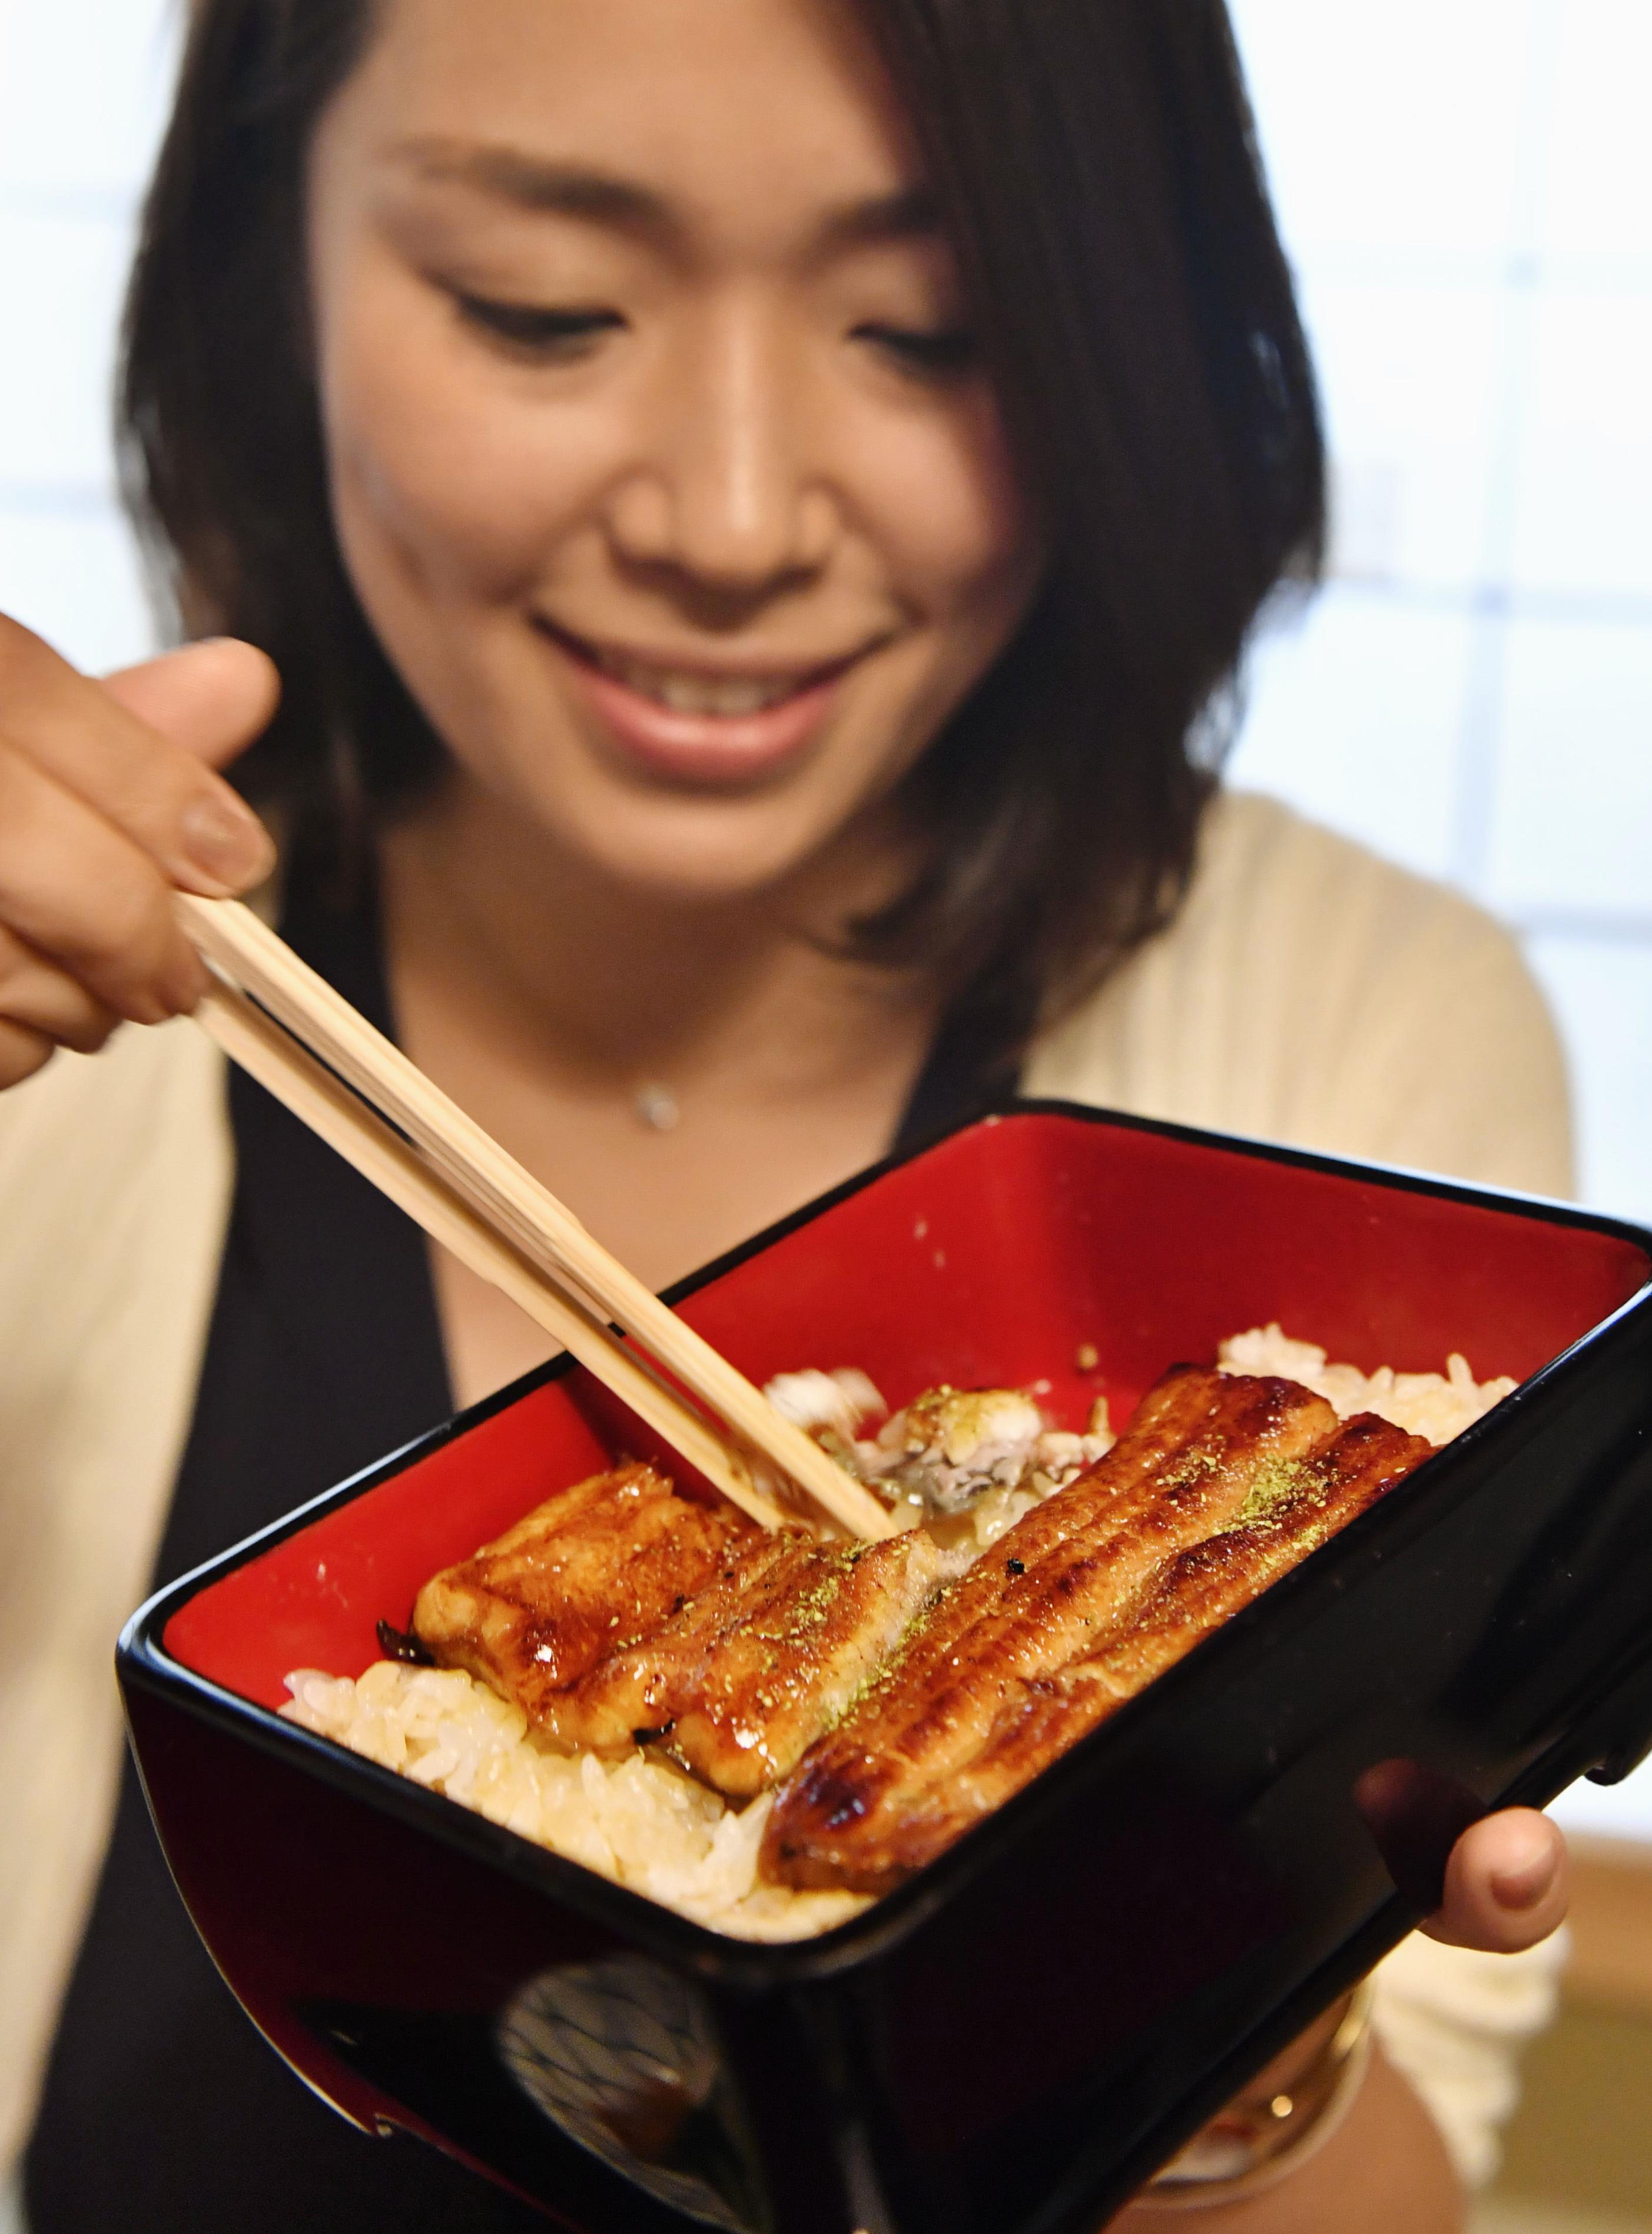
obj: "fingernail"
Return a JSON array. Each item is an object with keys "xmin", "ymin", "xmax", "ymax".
[
  {"xmin": 180, "ymin": 793, "xmax": 275, "ymax": 891},
  {"xmin": 1491, "ymin": 1847, "xmax": 1555, "ymax": 1911}
]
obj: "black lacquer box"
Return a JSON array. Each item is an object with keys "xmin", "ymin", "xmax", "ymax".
[{"xmin": 119, "ymin": 1103, "xmax": 1652, "ymax": 2232}]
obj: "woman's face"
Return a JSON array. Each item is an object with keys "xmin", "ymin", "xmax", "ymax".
[{"xmin": 307, "ymin": 0, "xmax": 1041, "ymax": 904}]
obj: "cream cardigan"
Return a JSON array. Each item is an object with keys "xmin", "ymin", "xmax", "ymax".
[{"xmin": 0, "ymin": 793, "xmax": 1572, "ymax": 2189}]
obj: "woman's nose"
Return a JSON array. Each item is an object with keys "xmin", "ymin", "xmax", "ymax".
[{"xmin": 606, "ymin": 309, "xmax": 835, "ymax": 601}]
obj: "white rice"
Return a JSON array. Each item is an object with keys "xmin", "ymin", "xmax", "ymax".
[
  {"xmin": 1216, "ymin": 1324, "xmax": 1515, "ymax": 1446},
  {"xmin": 280, "ymin": 1660, "xmax": 870, "ymax": 1941},
  {"xmin": 283, "ymin": 1331, "xmax": 1517, "ymax": 1936}
]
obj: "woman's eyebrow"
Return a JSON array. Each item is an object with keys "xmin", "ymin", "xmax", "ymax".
[
  {"xmin": 814, "ymin": 185, "xmax": 944, "ymax": 251},
  {"xmin": 389, "ymin": 138, "xmax": 673, "ymax": 237},
  {"xmin": 386, "ymin": 137, "xmax": 941, "ymax": 256}
]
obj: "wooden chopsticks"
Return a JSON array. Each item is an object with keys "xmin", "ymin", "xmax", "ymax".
[
  {"xmin": 194, "ymin": 976, "xmax": 793, "ymax": 1531},
  {"xmin": 179, "ymin": 896, "xmax": 894, "ymax": 1542}
]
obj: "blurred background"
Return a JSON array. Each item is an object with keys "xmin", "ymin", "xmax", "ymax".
[{"xmin": 0, "ymin": 1, "xmax": 1647, "ymax": 2226}]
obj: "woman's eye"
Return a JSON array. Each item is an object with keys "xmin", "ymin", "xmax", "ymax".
[
  {"xmin": 853, "ymin": 323, "xmax": 977, "ymax": 380},
  {"xmin": 455, "ymin": 294, "xmax": 624, "ymax": 357}
]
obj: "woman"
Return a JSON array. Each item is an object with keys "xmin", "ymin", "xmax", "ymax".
[{"xmin": 0, "ymin": 1, "xmax": 1571, "ymax": 2228}]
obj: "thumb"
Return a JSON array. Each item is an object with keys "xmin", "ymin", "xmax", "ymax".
[
  {"xmin": 1423, "ymin": 1808, "xmax": 1569, "ymax": 1954},
  {"xmin": 101, "ymin": 637, "xmax": 281, "ymax": 771}
]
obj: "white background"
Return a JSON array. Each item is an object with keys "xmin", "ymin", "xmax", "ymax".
[{"xmin": 0, "ymin": 1, "xmax": 1648, "ymax": 1835}]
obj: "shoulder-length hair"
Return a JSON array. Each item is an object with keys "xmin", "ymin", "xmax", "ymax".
[{"xmin": 121, "ymin": 0, "xmax": 1323, "ymax": 1053}]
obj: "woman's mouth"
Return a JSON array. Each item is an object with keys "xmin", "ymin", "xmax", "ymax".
[{"xmin": 535, "ymin": 621, "xmax": 867, "ymax": 787}]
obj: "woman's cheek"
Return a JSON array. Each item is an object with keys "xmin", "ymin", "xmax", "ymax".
[
  {"xmin": 334, "ymin": 406, "xmax": 562, "ymax": 612},
  {"xmin": 317, "ymin": 293, "xmax": 602, "ymax": 608},
  {"xmin": 851, "ymin": 396, "xmax": 1035, "ymax": 627}
]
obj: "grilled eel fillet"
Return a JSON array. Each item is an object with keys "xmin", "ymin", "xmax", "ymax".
[
  {"xmin": 413, "ymin": 1463, "xmax": 756, "ymax": 1721},
  {"xmin": 762, "ymin": 1365, "xmax": 1347, "ymax": 1892},
  {"xmin": 542, "ymin": 1527, "xmax": 943, "ymax": 1798},
  {"xmin": 823, "ymin": 1411, "xmax": 1432, "ymax": 1882}
]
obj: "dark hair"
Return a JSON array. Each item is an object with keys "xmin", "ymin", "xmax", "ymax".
[{"xmin": 121, "ymin": 0, "xmax": 1323, "ymax": 1050}]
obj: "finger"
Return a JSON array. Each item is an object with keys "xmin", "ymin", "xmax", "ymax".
[
  {"xmin": 100, "ymin": 637, "xmax": 280, "ymax": 770},
  {"xmin": 0, "ymin": 924, "xmax": 122, "ymax": 1055},
  {"xmin": 0, "ymin": 735, "xmax": 207, "ymax": 1023},
  {"xmin": 1354, "ymin": 1757, "xmax": 1483, "ymax": 1911},
  {"xmin": 1424, "ymin": 1808, "xmax": 1568, "ymax": 1954},
  {"xmin": 0, "ymin": 1016, "xmax": 54, "ymax": 1090},
  {"xmin": 0, "ymin": 615, "xmax": 275, "ymax": 897}
]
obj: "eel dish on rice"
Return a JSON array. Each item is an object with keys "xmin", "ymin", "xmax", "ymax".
[{"xmin": 284, "ymin": 1331, "xmax": 1511, "ymax": 1931}]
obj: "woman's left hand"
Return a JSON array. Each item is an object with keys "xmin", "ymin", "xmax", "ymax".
[
  {"xmin": 1424, "ymin": 1805, "xmax": 1568, "ymax": 1953},
  {"xmin": 1354, "ymin": 1763, "xmax": 1570, "ymax": 1953}
]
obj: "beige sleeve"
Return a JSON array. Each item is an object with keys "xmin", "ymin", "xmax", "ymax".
[
  {"xmin": 1027, "ymin": 792, "xmax": 1574, "ymax": 1200},
  {"xmin": 0, "ymin": 1023, "xmax": 231, "ymax": 2177},
  {"xmin": 1264, "ymin": 857, "xmax": 1574, "ymax": 1201},
  {"xmin": 1371, "ymin": 1931, "xmax": 1567, "ymax": 2189}
]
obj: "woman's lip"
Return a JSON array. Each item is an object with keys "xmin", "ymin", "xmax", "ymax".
[{"xmin": 536, "ymin": 624, "xmax": 862, "ymax": 788}]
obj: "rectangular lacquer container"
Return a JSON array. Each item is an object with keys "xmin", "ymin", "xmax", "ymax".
[{"xmin": 120, "ymin": 1105, "xmax": 1652, "ymax": 2234}]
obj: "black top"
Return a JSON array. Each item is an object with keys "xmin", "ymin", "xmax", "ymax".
[{"xmin": 24, "ymin": 880, "xmax": 1013, "ymax": 2234}]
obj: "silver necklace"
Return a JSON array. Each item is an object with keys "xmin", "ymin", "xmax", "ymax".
[{"xmin": 633, "ymin": 1082, "xmax": 681, "ymax": 1132}]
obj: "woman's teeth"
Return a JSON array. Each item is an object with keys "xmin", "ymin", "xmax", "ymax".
[{"xmin": 593, "ymin": 648, "xmax": 811, "ymax": 717}]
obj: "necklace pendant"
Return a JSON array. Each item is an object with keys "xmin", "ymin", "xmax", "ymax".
[{"xmin": 634, "ymin": 1082, "xmax": 681, "ymax": 1133}]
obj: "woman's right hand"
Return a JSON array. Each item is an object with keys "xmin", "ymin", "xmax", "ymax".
[{"xmin": 0, "ymin": 615, "xmax": 280, "ymax": 1088}]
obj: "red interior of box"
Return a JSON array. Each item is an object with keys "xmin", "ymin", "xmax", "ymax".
[{"xmin": 163, "ymin": 1112, "xmax": 1648, "ymax": 1713}]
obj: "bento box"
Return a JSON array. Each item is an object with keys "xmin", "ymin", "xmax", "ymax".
[{"xmin": 118, "ymin": 1102, "xmax": 1652, "ymax": 2233}]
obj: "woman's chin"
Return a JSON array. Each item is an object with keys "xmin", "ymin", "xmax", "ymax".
[
  {"xmin": 434, "ymin": 709, "xmax": 913, "ymax": 917},
  {"xmin": 518, "ymin": 790, "xmax": 860, "ymax": 913}
]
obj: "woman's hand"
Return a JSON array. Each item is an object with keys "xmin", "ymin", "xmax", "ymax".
[
  {"xmin": 1354, "ymin": 1760, "xmax": 1571, "ymax": 1954},
  {"xmin": 1425, "ymin": 1805, "xmax": 1568, "ymax": 1953},
  {"xmin": 0, "ymin": 616, "xmax": 278, "ymax": 1088}
]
